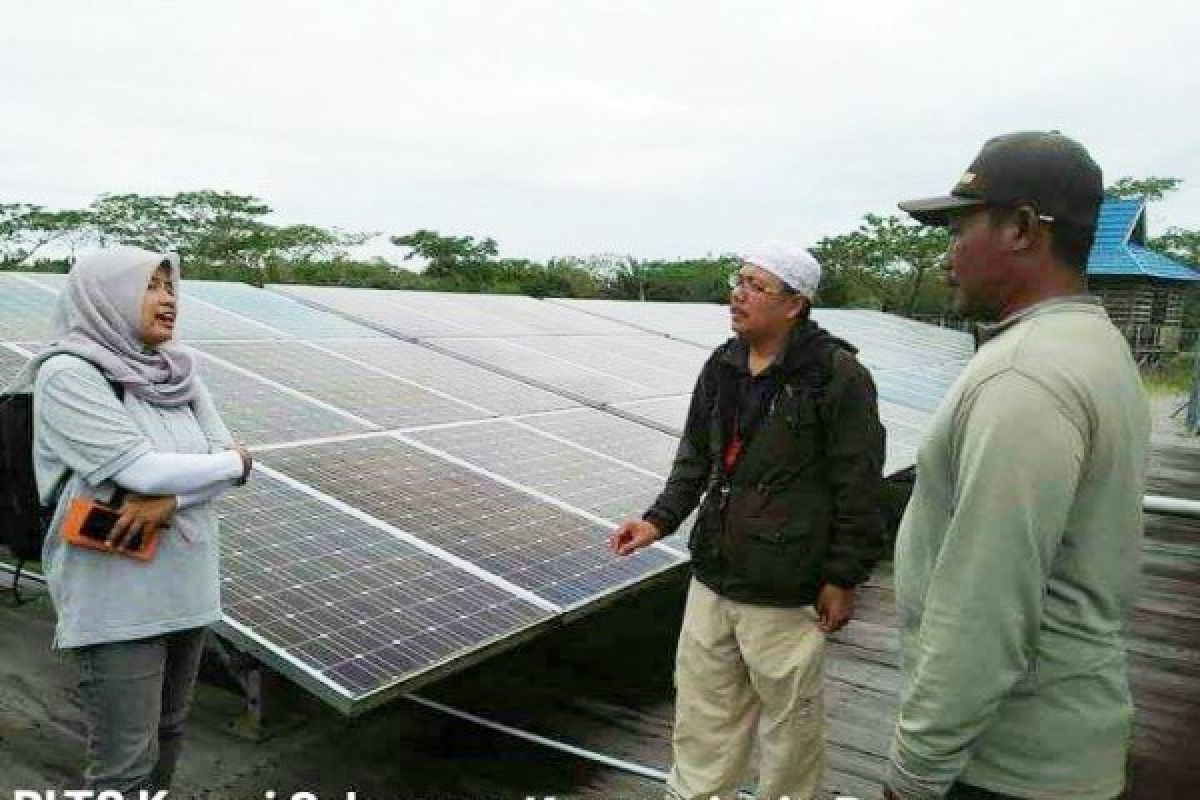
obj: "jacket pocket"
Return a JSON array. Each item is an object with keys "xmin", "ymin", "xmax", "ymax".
[{"xmin": 728, "ymin": 493, "xmax": 820, "ymax": 598}]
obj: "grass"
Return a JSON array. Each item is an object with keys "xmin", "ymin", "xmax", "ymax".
[{"xmin": 1141, "ymin": 355, "xmax": 1197, "ymax": 395}]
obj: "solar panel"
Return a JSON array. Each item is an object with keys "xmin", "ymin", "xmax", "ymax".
[
  {"xmin": 518, "ymin": 408, "xmax": 680, "ymax": 475},
  {"xmin": 12, "ymin": 271, "xmax": 66, "ymax": 290},
  {"xmin": 0, "ymin": 273, "xmax": 976, "ymax": 715},
  {"xmin": 270, "ymin": 285, "xmax": 635, "ymax": 337},
  {"xmin": 0, "ymin": 273, "xmax": 282, "ymax": 343},
  {"xmin": 259, "ymin": 435, "xmax": 683, "ymax": 609},
  {"xmin": 0, "ymin": 345, "xmax": 31, "ymax": 386},
  {"xmin": 873, "ymin": 361, "xmax": 969, "ymax": 412},
  {"xmin": 0, "ymin": 274, "xmax": 57, "ymax": 342},
  {"xmin": 216, "ymin": 470, "xmax": 554, "ymax": 711},
  {"xmin": 407, "ymin": 419, "xmax": 664, "ymax": 524},
  {"xmin": 186, "ymin": 281, "xmax": 387, "ymax": 340},
  {"xmin": 611, "ymin": 395, "xmax": 692, "ymax": 435},
  {"xmin": 197, "ymin": 341, "xmax": 489, "ymax": 429},
  {"xmin": 196, "ymin": 354, "xmax": 376, "ymax": 446},
  {"xmin": 486, "ymin": 336, "xmax": 707, "ymax": 395},
  {"xmin": 442, "ymin": 292, "xmax": 634, "ymax": 335},
  {"xmin": 548, "ymin": 298, "xmax": 975, "ymax": 373},
  {"xmin": 429, "ymin": 337, "xmax": 667, "ymax": 404},
  {"xmin": 316, "ymin": 339, "xmax": 578, "ymax": 417},
  {"xmin": 548, "ymin": 297, "xmax": 731, "ymax": 345},
  {"xmin": 177, "ymin": 300, "xmax": 287, "ymax": 342}
]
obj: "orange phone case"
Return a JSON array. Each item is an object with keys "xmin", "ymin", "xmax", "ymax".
[{"xmin": 60, "ymin": 497, "xmax": 158, "ymax": 562}]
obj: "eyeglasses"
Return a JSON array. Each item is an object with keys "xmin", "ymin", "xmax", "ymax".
[{"xmin": 727, "ymin": 273, "xmax": 790, "ymax": 295}]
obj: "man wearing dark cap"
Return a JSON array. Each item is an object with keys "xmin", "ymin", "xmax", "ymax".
[
  {"xmin": 610, "ymin": 243, "xmax": 886, "ymax": 800},
  {"xmin": 885, "ymin": 132, "xmax": 1151, "ymax": 800}
]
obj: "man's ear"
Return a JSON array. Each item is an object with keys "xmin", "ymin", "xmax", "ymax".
[
  {"xmin": 786, "ymin": 295, "xmax": 810, "ymax": 320},
  {"xmin": 1007, "ymin": 206, "xmax": 1042, "ymax": 254}
]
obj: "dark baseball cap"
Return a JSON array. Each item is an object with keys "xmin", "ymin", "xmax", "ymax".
[{"xmin": 898, "ymin": 131, "xmax": 1103, "ymax": 228}]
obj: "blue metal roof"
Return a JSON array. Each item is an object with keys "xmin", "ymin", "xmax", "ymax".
[{"xmin": 1087, "ymin": 198, "xmax": 1200, "ymax": 282}]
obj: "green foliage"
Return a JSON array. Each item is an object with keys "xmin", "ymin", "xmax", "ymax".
[
  {"xmin": 0, "ymin": 203, "xmax": 89, "ymax": 266},
  {"xmin": 812, "ymin": 214, "xmax": 949, "ymax": 314},
  {"xmin": 1106, "ymin": 176, "xmax": 1182, "ymax": 201},
  {"xmin": 1140, "ymin": 351, "xmax": 1195, "ymax": 394},
  {"xmin": 86, "ymin": 191, "xmax": 371, "ymax": 269},
  {"xmin": 391, "ymin": 230, "xmax": 499, "ymax": 285},
  {"xmin": 0, "ymin": 178, "xmax": 1193, "ymax": 323},
  {"xmin": 1150, "ymin": 227, "xmax": 1200, "ymax": 268}
]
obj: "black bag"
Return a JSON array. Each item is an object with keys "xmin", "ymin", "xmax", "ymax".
[
  {"xmin": 0, "ymin": 392, "xmax": 43, "ymax": 564},
  {"xmin": 0, "ymin": 370, "xmax": 123, "ymax": 603}
]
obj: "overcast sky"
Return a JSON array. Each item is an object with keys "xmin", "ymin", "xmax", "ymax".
[{"xmin": 3, "ymin": 1, "xmax": 1198, "ymax": 263}]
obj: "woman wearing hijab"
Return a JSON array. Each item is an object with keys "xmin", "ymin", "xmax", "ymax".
[{"xmin": 28, "ymin": 246, "xmax": 252, "ymax": 792}]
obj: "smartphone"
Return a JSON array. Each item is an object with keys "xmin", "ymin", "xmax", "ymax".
[{"xmin": 60, "ymin": 497, "xmax": 157, "ymax": 561}]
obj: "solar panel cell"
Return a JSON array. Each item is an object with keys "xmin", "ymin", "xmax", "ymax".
[
  {"xmin": 217, "ymin": 471, "xmax": 552, "ymax": 706},
  {"xmin": 260, "ymin": 436, "xmax": 681, "ymax": 608}
]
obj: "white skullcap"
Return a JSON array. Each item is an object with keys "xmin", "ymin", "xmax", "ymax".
[{"xmin": 740, "ymin": 242, "xmax": 822, "ymax": 300}]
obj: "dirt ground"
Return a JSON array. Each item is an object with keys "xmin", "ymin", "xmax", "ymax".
[{"xmin": 0, "ymin": 568, "xmax": 688, "ymax": 799}]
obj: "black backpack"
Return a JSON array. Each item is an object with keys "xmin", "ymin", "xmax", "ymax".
[{"xmin": 0, "ymin": 365, "xmax": 122, "ymax": 603}]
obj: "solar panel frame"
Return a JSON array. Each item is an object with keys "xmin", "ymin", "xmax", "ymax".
[
  {"xmin": 406, "ymin": 419, "xmax": 667, "ymax": 524},
  {"xmin": 0, "ymin": 275, "xmax": 981, "ymax": 714},
  {"xmin": 257, "ymin": 434, "xmax": 684, "ymax": 610},
  {"xmin": 427, "ymin": 337, "xmax": 669, "ymax": 404},
  {"xmin": 0, "ymin": 342, "xmax": 32, "ymax": 385},
  {"xmin": 195, "ymin": 353, "xmax": 378, "ymax": 446},
  {"xmin": 214, "ymin": 468, "xmax": 556, "ymax": 714},
  {"xmin": 315, "ymin": 339, "xmax": 580, "ymax": 417},
  {"xmin": 0, "ymin": 273, "xmax": 58, "ymax": 342},
  {"xmin": 491, "ymin": 335, "xmax": 707, "ymax": 395},
  {"xmin": 197, "ymin": 341, "xmax": 494, "ymax": 430},
  {"xmin": 610, "ymin": 395, "xmax": 692, "ymax": 436},
  {"xmin": 547, "ymin": 298, "xmax": 976, "ymax": 373},
  {"xmin": 515, "ymin": 408, "xmax": 680, "ymax": 476},
  {"xmin": 270, "ymin": 284, "xmax": 637, "ymax": 337},
  {"xmin": 185, "ymin": 280, "xmax": 388, "ymax": 340}
]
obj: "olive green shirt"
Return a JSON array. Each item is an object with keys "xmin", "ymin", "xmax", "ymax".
[{"xmin": 888, "ymin": 297, "xmax": 1150, "ymax": 799}]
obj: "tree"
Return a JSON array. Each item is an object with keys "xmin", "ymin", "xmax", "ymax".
[
  {"xmin": 1105, "ymin": 176, "xmax": 1182, "ymax": 201},
  {"xmin": 812, "ymin": 215, "xmax": 949, "ymax": 314},
  {"xmin": 390, "ymin": 230, "xmax": 499, "ymax": 282},
  {"xmin": 85, "ymin": 191, "xmax": 368, "ymax": 271},
  {"xmin": 0, "ymin": 203, "xmax": 91, "ymax": 266},
  {"xmin": 1151, "ymin": 228, "xmax": 1200, "ymax": 267}
]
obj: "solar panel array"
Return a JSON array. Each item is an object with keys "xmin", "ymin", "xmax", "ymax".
[
  {"xmin": 547, "ymin": 297, "xmax": 974, "ymax": 470},
  {"xmin": 1, "ymin": 272, "xmax": 969, "ymax": 713},
  {"xmin": 0, "ymin": 274, "xmax": 684, "ymax": 712}
]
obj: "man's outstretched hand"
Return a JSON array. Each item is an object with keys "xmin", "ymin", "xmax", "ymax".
[{"xmin": 608, "ymin": 519, "xmax": 661, "ymax": 556}]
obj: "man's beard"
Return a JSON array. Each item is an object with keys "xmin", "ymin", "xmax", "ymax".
[{"xmin": 953, "ymin": 288, "xmax": 1002, "ymax": 322}]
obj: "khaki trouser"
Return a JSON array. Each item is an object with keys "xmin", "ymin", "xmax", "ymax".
[{"xmin": 667, "ymin": 578, "xmax": 826, "ymax": 800}]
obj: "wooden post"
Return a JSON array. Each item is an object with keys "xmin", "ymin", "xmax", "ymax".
[{"xmin": 1188, "ymin": 341, "xmax": 1200, "ymax": 435}]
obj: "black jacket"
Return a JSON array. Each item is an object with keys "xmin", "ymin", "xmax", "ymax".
[{"xmin": 644, "ymin": 320, "xmax": 886, "ymax": 606}]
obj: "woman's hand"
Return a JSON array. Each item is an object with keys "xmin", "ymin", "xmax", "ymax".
[
  {"xmin": 107, "ymin": 493, "xmax": 178, "ymax": 550},
  {"xmin": 232, "ymin": 444, "xmax": 253, "ymax": 485}
]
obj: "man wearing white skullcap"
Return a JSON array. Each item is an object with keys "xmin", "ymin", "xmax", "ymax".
[{"xmin": 611, "ymin": 243, "xmax": 886, "ymax": 800}]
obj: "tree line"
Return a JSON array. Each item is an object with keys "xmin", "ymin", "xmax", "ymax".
[{"xmin": 2, "ymin": 179, "xmax": 1196, "ymax": 321}]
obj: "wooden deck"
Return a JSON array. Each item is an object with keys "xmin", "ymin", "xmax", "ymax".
[
  {"xmin": 418, "ymin": 402, "xmax": 1200, "ymax": 798},
  {"xmin": 418, "ymin": 402, "xmax": 1200, "ymax": 799}
]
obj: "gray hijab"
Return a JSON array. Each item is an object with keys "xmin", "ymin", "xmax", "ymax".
[{"xmin": 30, "ymin": 246, "xmax": 199, "ymax": 407}]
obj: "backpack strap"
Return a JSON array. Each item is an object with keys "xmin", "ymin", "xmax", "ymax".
[
  {"xmin": 7, "ymin": 364, "xmax": 126, "ymax": 605},
  {"xmin": 41, "ymin": 374, "xmax": 124, "ymax": 509}
]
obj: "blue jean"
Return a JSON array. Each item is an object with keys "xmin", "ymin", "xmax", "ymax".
[{"xmin": 75, "ymin": 627, "xmax": 207, "ymax": 791}]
